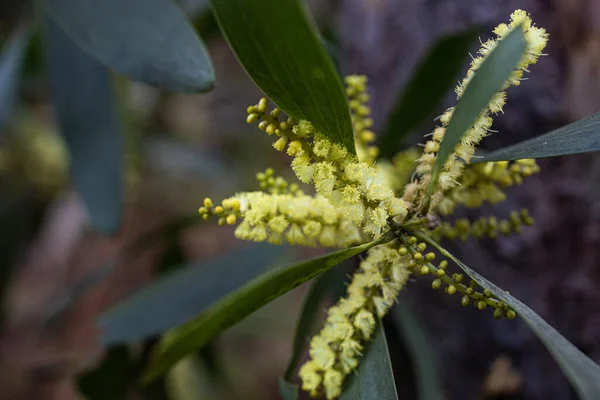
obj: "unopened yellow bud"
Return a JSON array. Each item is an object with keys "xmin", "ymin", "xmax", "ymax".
[
  {"xmin": 246, "ymin": 113, "xmax": 259, "ymax": 123},
  {"xmin": 257, "ymin": 97, "xmax": 268, "ymax": 113},
  {"xmin": 226, "ymin": 214, "xmax": 237, "ymax": 225},
  {"xmin": 218, "ymin": 217, "xmax": 226, "ymax": 226},
  {"xmin": 215, "ymin": 206, "xmax": 224, "ymax": 214},
  {"xmin": 203, "ymin": 198, "xmax": 213, "ymax": 208}
]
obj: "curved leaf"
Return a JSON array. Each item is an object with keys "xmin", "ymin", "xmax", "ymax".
[
  {"xmin": 209, "ymin": 0, "xmax": 355, "ymax": 153},
  {"xmin": 43, "ymin": 16, "xmax": 123, "ymax": 233},
  {"xmin": 379, "ymin": 28, "xmax": 479, "ymax": 157},
  {"xmin": 476, "ymin": 112, "xmax": 600, "ymax": 162},
  {"xmin": 427, "ymin": 26, "xmax": 526, "ymax": 200},
  {"xmin": 99, "ymin": 243, "xmax": 287, "ymax": 344},
  {"xmin": 418, "ymin": 232, "xmax": 600, "ymax": 400},
  {"xmin": 43, "ymin": 0, "xmax": 214, "ymax": 92},
  {"xmin": 340, "ymin": 324, "xmax": 398, "ymax": 400},
  {"xmin": 0, "ymin": 26, "xmax": 28, "ymax": 131},
  {"xmin": 278, "ymin": 379, "xmax": 299, "ymax": 400},
  {"xmin": 142, "ymin": 238, "xmax": 387, "ymax": 382}
]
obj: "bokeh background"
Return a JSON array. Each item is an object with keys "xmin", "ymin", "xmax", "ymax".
[{"xmin": 0, "ymin": 0, "xmax": 599, "ymax": 399}]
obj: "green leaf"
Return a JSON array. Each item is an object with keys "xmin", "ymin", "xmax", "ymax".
[
  {"xmin": 43, "ymin": 0, "xmax": 214, "ymax": 92},
  {"xmin": 78, "ymin": 345, "xmax": 132, "ymax": 400},
  {"xmin": 476, "ymin": 112, "xmax": 600, "ymax": 162},
  {"xmin": 209, "ymin": 0, "xmax": 355, "ymax": 153},
  {"xmin": 427, "ymin": 26, "xmax": 526, "ymax": 201},
  {"xmin": 278, "ymin": 378, "xmax": 299, "ymax": 400},
  {"xmin": 379, "ymin": 28, "xmax": 479, "ymax": 158},
  {"xmin": 340, "ymin": 324, "xmax": 398, "ymax": 400},
  {"xmin": 142, "ymin": 239, "xmax": 386, "ymax": 382},
  {"xmin": 0, "ymin": 26, "xmax": 28, "ymax": 131},
  {"xmin": 99, "ymin": 243, "xmax": 288, "ymax": 344},
  {"xmin": 43, "ymin": 16, "xmax": 124, "ymax": 234},
  {"xmin": 393, "ymin": 301, "xmax": 444, "ymax": 400},
  {"xmin": 418, "ymin": 232, "xmax": 600, "ymax": 400}
]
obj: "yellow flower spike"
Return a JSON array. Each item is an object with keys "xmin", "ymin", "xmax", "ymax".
[{"xmin": 409, "ymin": 10, "xmax": 547, "ymax": 215}]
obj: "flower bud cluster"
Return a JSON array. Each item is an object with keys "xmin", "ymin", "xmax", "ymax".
[
  {"xmin": 436, "ymin": 159, "xmax": 540, "ymax": 215},
  {"xmin": 399, "ymin": 235, "xmax": 516, "ymax": 319},
  {"xmin": 344, "ymin": 75, "xmax": 378, "ymax": 164},
  {"xmin": 407, "ymin": 10, "xmax": 548, "ymax": 214},
  {"xmin": 255, "ymin": 167, "xmax": 304, "ymax": 196},
  {"xmin": 432, "ymin": 209, "xmax": 534, "ymax": 241},
  {"xmin": 246, "ymin": 99, "xmax": 408, "ymax": 238},
  {"xmin": 299, "ymin": 241, "xmax": 411, "ymax": 399}
]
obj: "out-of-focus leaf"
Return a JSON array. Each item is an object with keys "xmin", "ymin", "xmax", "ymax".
[
  {"xmin": 418, "ymin": 232, "xmax": 600, "ymax": 400},
  {"xmin": 279, "ymin": 379, "xmax": 299, "ymax": 400},
  {"xmin": 340, "ymin": 324, "xmax": 398, "ymax": 400},
  {"xmin": 99, "ymin": 243, "xmax": 288, "ymax": 345},
  {"xmin": 427, "ymin": 27, "xmax": 526, "ymax": 203},
  {"xmin": 209, "ymin": 0, "xmax": 355, "ymax": 153},
  {"xmin": 43, "ymin": 0, "xmax": 214, "ymax": 92},
  {"xmin": 78, "ymin": 345, "xmax": 132, "ymax": 400},
  {"xmin": 393, "ymin": 301, "xmax": 444, "ymax": 400},
  {"xmin": 142, "ymin": 238, "xmax": 387, "ymax": 382},
  {"xmin": 379, "ymin": 28, "xmax": 478, "ymax": 157},
  {"xmin": 0, "ymin": 26, "xmax": 28, "ymax": 130},
  {"xmin": 476, "ymin": 112, "xmax": 600, "ymax": 162},
  {"xmin": 44, "ymin": 17, "xmax": 123, "ymax": 233}
]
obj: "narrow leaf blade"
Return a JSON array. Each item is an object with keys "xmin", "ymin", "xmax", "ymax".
[
  {"xmin": 428, "ymin": 27, "xmax": 526, "ymax": 195},
  {"xmin": 44, "ymin": 16, "xmax": 123, "ymax": 233},
  {"xmin": 99, "ymin": 243, "xmax": 287, "ymax": 344},
  {"xmin": 477, "ymin": 112, "xmax": 600, "ymax": 162},
  {"xmin": 43, "ymin": 0, "xmax": 214, "ymax": 92},
  {"xmin": 340, "ymin": 324, "xmax": 398, "ymax": 400},
  {"xmin": 142, "ymin": 239, "xmax": 385, "ymax": 382},
  {"xmin": 379, "ymin": 28, "xmax": 479, "ymax": 157},
  {"xmin": 209, "ymin": 0, "xmax": 355, "ymax": 153},
  {"xmin": 419, "ymin": 233, "xmax": 600, "ymax": 400}
]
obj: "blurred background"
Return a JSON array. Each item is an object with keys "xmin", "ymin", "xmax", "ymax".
[{"xmin": 0, "ymin": 0, "xmax": 599, "ymax": 399}]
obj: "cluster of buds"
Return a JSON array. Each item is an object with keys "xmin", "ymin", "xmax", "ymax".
[
  {"xmin": 255, "ymin": 168, "xmax": 304, "ymax": 196},
  {"xmin": 345, "ymin": 75, "xmax": 378, "ymax": 164},
  {"xmin": 399, "ymin": 235, "xmax": 516, "ymax": 320},
  {"xmin": 436, "ymin": 159, "xmax": 541, "ymax": 214},
  {"xmin": 433, "ymin": 209, "xmax": 534, "ymax": 241}
]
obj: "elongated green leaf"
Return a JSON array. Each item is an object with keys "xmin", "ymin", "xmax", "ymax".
[
  {"xmin": 209, "ymin": 0, "xmax": 355, "ymax": 153},
  {"xmin": 143, "ymin": 239, "xmax": 386, "ymax": 382},
  {"xmin": 43, "ymin": 0, "xmax": 214, "ymax": 92},
  {"xmin": 43, "ymin": 17, "xmax": 123, "ymax": 233},
  {"xmin": 393, "ymin": 301, "xmax": 444, "ymax": 400},
  {"xmin": 427, "ymin": 27, "xmax": 526, "ymax": 200},
  {"xmin": 99, "ymin": 243, "xmax": 287, "ymax": 344},
  {"xmin": 340, "ymin": 324, "xmax": 398, "ymax": 400},
  {"xmin": 476, "ymin": 112, "xmax": 600, "ymax": 162},
  {"xmin": 418, "ymin": 232, "xmax": 600, "ymax": 400},
  {"xmin": 0, "ymin": 26, "xmax": 28, "ymax": 131},
  {"xmin": 379, "ymin": 28, "xmax": 479, "ymax": 157}
]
